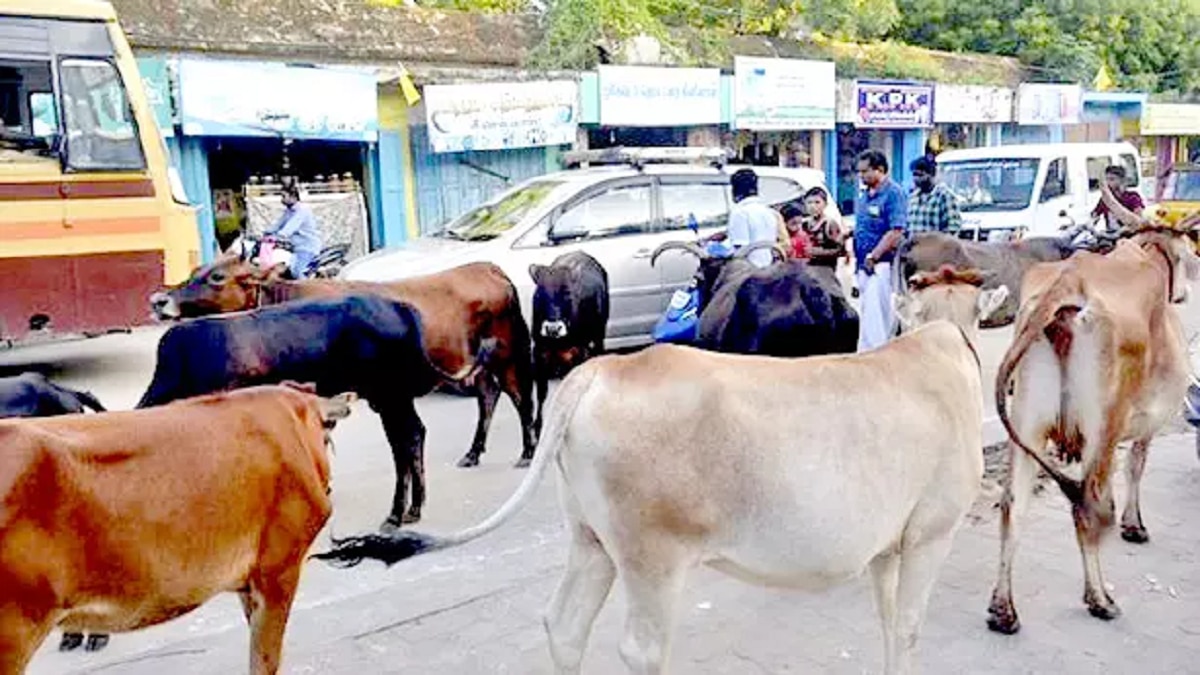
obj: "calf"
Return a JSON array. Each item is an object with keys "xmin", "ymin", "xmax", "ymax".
[
  {"xmin": 149, "ymin": 259, "xmax": 537, "ymax": 472},
  {"xmin": 987, "ymin": 222, "xmax": 1199, "ymax": 633},
  {"xmin": 529, "ymin": 252, "xmax": 610, "ymax": 432},
  {"xmin": 0, "ymin": 384, "xmax": 354, "ymax": 673},
  {"xmin": 138, "ymin": 293, "xmax": 479, "ymax": 530},
  {"xmin": 315, "ymin": 268, "xmax": 1005, "ymax": 674}
]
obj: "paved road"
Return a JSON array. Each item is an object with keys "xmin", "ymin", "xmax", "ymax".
[{"xmin": 3, "ymin": 320, "xmax": 1199, "ymax": 674}]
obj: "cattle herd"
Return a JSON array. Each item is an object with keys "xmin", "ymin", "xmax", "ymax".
[{"xmin": 2, "ymin": 184, "xmax": 1199, "ymax": 674}]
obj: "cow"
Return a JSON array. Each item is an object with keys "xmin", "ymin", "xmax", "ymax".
[
  {"xmin": 0, "ymin": 373, "xmax": 108, "ymax": 653},
  {"xmin": 314, "ymin": 269, "xmax": 1006, "ymax": 675},
  {"xmin": 986, "ymin": 192, "xmax": 1199, "ymax": 634},
  {"xmin": 528, "ymin": 251, "xmax": 610, "ymax": 432},
  {"xmin": 138, "ymin": 293, "xmax": 484, "ymax": 531},
  {"xmin": 651, "ymin": 240, "xmax": 858, "ymax": 356},
  {"xmin": 0, "ymin": 384, "xmax": 354, "ymax": 674},
  {"xmin": 0, "ymin": 372, "xmax": 105, "ymax": 418},
  {"xmin": 148, "ymin": 258, "xmax": 537, "ymax": 472},
  {"xmin": 896, "ymin": 231, "xmax": 1075, "ymax": 328}
]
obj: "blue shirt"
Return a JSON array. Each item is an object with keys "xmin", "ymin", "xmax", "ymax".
[
  {"xmin": 727, "ymin": 196, "xmax": 778, "ymax": 268},
  {"xmin": 268, "ymin": 202, "xmax": 321, "ymax": 255},
  {"xmin": 853, "ymin": 178, "xmax": 908, "ymax": 272}
]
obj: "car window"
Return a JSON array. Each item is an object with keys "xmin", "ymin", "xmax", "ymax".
[
  {"xmin": 758, "ymin": 176, "xmax": 803, "ymax": 205},
  {"xmin": 661, "ymin": 182, "xmax": 728, "ymax": 231},
  {"xmin": 1119, "ymin": 153, "xmax": 1140, "ymax": 188},
  {"xmin": 1041, "ymin": 157, "xmax": 1068, "ymax": 202},
  {"xmin": 1086, "ymin": 156, "xmax": 1110, "ymax": 192},
  {"xmin": 552, "ymin": 183, "xmax": 654, "ymax": 240}
]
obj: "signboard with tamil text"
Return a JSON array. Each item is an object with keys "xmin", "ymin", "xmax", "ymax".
[
  {"xmin": 598, "ymin": 66, "xmax": 721, "ymax": 127},
  {"xmin": 423, "ymin": 80, "xmax": 578, "ymax": 154},
  {"xmin": 733, "ymin": 57, "xmax": 836, "ymax": 130},
  {"xmin": 854, "ymin": 80, "xmax": 934, "ymax": 129},
  {"xmin": 933, "ymin": 84, "xmax": 1014, "ymax": 124},
  {"xmin": 1016, "ymin": 83, "xmax": 1082, "ymax": 126}
]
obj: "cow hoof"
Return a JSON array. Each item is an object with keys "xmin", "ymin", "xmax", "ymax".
[
  {"xmin": 457, "ymin": 455, "xmax": 480, "ymax": 469},
  {"xmin": 514, "ymin": 457, "xmax": 532, "ymax": 469},
  {"xmin": 403, "ymin": 509, "xmax": 422, "ymax": 524},
  {"xmin": 379, "ymin": 516, "xmax": 405, "ymax": 534},
  {"xmin": 986, "ymin": 598, "xmax": 1021, "ymax": 635},
  {"xmin": 59, "ymin": 633, "xmax": 84, "ymax": 652},
  {"xmin": 85, "ymin": 634, "xmax": 110, "ymax": 652},
  {"xmin": 1121, "ymin": 525, "xmax": 1150, "ymax": 544},
  {"xmin": 1087, "ymin": 600, "xmax": 1122, "ymax": 622}
]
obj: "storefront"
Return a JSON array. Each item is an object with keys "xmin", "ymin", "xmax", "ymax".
[
  {"xmin": 581, "ymin": 65, "xmax": 723, "ymax": 151},
  {"xmin": 832, "ymin": 79, "xmax": 933, "ymax": 215},
  {"xmin": 1006, "ymin": 83, "xmax": 1083, "ymax": 145},
  {"xmin": 407, "ymin": 78, "xmax": 579, "ymax": 234},
  {"xmin": 729, "ymin": 56, "xmax": 836, "ymax": 178},
  {"xmin": 931, "ymin": 84, "xmax": 1013, "ymax": 153},
  {"xmin": 1138, "ymin": 102, "xmax": 1200, "ymax": 199},
  {"xmin": 174, "ymin": 58, "xmax": 380, "ymax": 262},
  {"xmin": 1074, "ymin": 91, "xmax": 1145, "ymax": 144}
]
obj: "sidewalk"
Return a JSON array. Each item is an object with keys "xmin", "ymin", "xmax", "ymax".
[{"xmin": 40, "ymin": 433, "xmax": 1200, "ymax": 674}]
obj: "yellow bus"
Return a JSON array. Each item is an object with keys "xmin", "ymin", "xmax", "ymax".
[{"xmin": 0, "ymin": 0, "xmax": 199, "ymax": 344}]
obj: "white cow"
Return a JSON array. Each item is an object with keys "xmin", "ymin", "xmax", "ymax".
[{"xmin": 318, "ymin": 268, "xmax": 1008, "ymax": 675}]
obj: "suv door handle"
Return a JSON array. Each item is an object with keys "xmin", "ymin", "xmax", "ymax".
[{"xmin": 633, "ymin": 248, "xmax": 652, "ymax": 259}]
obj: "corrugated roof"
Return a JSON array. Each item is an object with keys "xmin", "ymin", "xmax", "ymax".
[{"xmin": 109, "ymin": 0, "xmax": 538, "ymax": 68}]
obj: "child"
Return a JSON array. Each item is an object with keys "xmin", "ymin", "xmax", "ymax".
[{"xmin": 780, "ymin": 202, "xmax": 813, "ymax": 260}]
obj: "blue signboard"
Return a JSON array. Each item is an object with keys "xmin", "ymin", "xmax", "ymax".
[
  {"xmin": 135, "ymin": 57, "xmax": 174, "ymax": 137},
  {"xmin": 854, "ymin": 80, "xmax": 934, "ymax": 129},
  {"xmin": 177, "ymin": 59, "xmax": 379, "ymax": 142}
]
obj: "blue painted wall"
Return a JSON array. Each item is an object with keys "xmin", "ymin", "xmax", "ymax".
[
  {"xmin": 177, "ymin": 136, "xmax": 217, "ymax": 263},
  {"xmin": 409, "ymin": 125, "xmax": 558, "ymax": 234},
  {"xmin": 374, "ymin": 130, "xmax": 409, "ymax": 246}
]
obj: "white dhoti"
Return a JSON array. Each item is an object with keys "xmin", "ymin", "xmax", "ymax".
[{"xmin": 856, "ymin": 262, "xmax": 895, "ymax": 353}]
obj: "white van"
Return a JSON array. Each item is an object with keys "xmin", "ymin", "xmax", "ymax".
[{"xmin": 935, "ymin": 142, "xmax": 1143, "ymax": 240}]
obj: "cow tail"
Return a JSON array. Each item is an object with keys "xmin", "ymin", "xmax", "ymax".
[
  {"xmin": 313, "ymin": 360, "xmax": 601, "ymax": 568},
  {"xmin": 995, "ymin": 289, "xmax": 1084, "ymax": 503}
]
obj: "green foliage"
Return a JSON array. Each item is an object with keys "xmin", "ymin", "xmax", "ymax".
[
  {"xmin": 371, "ymin": 0, "xmax": 531, "ymax": 12},
  {"xmin": 894, "ymin": 0, "xmax": 1200, "ymax": 94}
]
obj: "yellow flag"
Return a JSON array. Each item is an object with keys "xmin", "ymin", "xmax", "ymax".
[
  {"xmin": 398, "ymin": 66, "xmax": 421, "ymax": 106},
  {"xmin": 1093, "ymin": 63, "xmax": 1116, "ymax": 92}
]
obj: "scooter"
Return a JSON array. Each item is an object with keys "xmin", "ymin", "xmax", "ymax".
[
  {"xmin": 651, "ymin": 238, "xmax": 734, "ymax": 345},
  {"xmin": 226, "ymin": 234, "xmax": 349, "ymax": 279}
]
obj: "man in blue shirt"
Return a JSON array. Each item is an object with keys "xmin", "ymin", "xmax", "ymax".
[
  {"xmin": 266, "ymin": 183, "xmax": 322, "ymax": 279},
  {"xmin": 853, "ymin": 150, "xmax": 908, "ymax": 352}
]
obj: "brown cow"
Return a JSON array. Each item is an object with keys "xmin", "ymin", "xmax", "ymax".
[
  {"xmin": 0, "ymin": 384, "xmax": 354, "ymax": 673},
  {"xmin": 148, "ymin": 258, "xmax": 537, "ymax": 470},
  {"xmin": 987, "ymin": 202, "xmax": 1199, "ymax": 633}
]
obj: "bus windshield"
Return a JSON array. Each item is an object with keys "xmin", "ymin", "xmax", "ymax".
[{"xmin": 938, "ymin": 158, "xmax": 1041, "ymax": 213}]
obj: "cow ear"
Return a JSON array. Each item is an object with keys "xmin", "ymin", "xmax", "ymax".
[
  {"xmin": 892, "ymin": 292, "xmax": 916, "ymax": 332},
  {"xmin": 529, "ymin": 264, "xmax": 546, "ymax": 285},
  {"xmin": 977, "ymin": 285, "xmax": 1010, "ymax": 322}
]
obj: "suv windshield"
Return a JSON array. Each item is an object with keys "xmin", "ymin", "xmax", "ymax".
[
  {"xmin": 939, "ymin": 158, "xmax": 1040, "ymax": 212},
  {"xmin": 437, "ymin": 179, "xmax": 564, "ymax": 241}
]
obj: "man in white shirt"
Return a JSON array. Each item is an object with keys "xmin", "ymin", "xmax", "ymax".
[{"xmin": 726, "ymin": 168, "xmax": 779, "ymax": 268}]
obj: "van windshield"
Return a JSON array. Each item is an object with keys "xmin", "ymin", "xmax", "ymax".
[
  {"xmin": 436, "ymin": 179, "xmax": 564, "ymax": 242},
  {"xmin": 939, "ymin": 158, "xmax": 1040, "ymax": 213}
]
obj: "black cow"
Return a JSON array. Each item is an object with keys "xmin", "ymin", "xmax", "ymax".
[
  {"xmin": 138, "ymin": 293, "xmax": 489, "ymax": 531},
  {"xmin": 651, "ymin": 241, "xmax": 859, "ymax": 356},
  {"xmin": 529, "ymin": 252, "xmax": 610, "ymax": 432},
  {"xmin": 0, "ymin": 373, "xmax": 109, "ymax": 653}
]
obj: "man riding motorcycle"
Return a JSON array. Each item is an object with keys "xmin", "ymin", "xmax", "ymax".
[{"xmin": 264, "ymin": 183, "xmax": 322, "ymax": 279}]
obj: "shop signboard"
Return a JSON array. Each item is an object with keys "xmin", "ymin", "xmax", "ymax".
[
  {"xmin": 854, "ymin": 80, "xmax": 934, "ymax": 128},
  {"xmin": 135, "ymin": 57, "xmax": 174, "ymax": 137},
  {"xmin": 1016, "ymin": 83, "xmax": 1082, "ymax": 126},
  {"xmin": 933, "ymin": 84, "xmax": 1014, "ymax": 124},
  {"xmin": 177, "ymin": 59, "xmax": 379, "ymax": 142},
  {"xmin": 423, "ymin": 80, "xmax": 578, "ymax": 153},
  {"xmin": 1140, "ymin": 103, "xmax": 1200, "ymax": 136},
  {"xmin": 598, "ymin": 66, "xmax": 721, "ymax": 127},
  {"xmin": 732, "ymin": 57, "xmax": 835, "ymax": 130}
]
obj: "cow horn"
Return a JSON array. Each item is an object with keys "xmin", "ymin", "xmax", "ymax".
[
  {"xmin": 651, "ymin": 240, "xmax": 707, "ymax": 267},
  {"xmin": 1099, "ymin": 181, "xmax": 1151, "ymax": 230},
  {"xmin": 734, "ymin": 240, "xmax": 785, "ymax": 262}
]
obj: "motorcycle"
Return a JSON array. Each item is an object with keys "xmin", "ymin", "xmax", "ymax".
[
  {"xmin": 651, "ymin": 238, "xmax": 735, "ymax": 345},
  {"xmin": 226, "ymin": 233, "xmax": 349, "ymax": 279}
]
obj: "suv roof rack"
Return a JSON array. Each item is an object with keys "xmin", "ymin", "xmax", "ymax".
[{"xmin": 562, "ymin": 146, "xmax": 730, "ymax": 171}]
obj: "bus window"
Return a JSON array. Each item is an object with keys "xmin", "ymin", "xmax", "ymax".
[
  {"xmin": 31, "ymin": 92, "xmax": 57, "ymax": 137},
  {"xmin": 0, "ymin": 59, "xmax": 57, "ymax": 159},
  {"xmin": 59, "ymin": 58, "xmax": 145, "ymax": 172}
]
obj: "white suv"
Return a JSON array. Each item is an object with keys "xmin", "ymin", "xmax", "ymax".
[{"xmin": 341, "ymin": 148, "xmax": 841, "ymax": 349}]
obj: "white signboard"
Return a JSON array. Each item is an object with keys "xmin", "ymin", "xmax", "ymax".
[
  {"xmin": 733, "ymin": 57, "xmax": 835, "ymax": 130},
  {"xmin": 934, "ymin": 85, "xmax": 1014, "ymax": 124},
  {"xmin": 598, "ymin": 66, "xmax": 721, "ymax": 127},
  {"xmin": 1017, "ymin": 83, "xmax": 1083, "ymax": 126},
  {"xmin": 423, "ymin": 80, "xmax": 579, "ymax": 154}
]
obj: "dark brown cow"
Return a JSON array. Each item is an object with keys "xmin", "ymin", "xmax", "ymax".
[
  {"xmin": 149, "ymin": 258, "xmax": 537, "ymax": 470},
  {"xmin": 0, "ymin": 384, "xmax": 354, "ymax": 673}
]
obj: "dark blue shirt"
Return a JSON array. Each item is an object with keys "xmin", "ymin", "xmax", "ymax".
[{"xmin": 853, "ymin": 178, "xmax": 909, "ymax": 272}]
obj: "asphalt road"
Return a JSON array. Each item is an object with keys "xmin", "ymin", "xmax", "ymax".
[{"xmin": 3, "ymin": 309, "xmax": 1200, "ymax": 673}]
